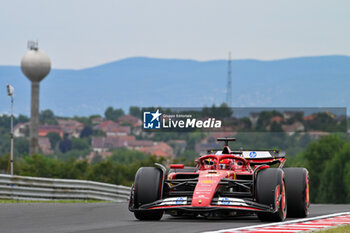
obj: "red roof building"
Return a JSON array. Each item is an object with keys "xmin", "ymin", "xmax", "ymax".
[
  {"xmin": 94, "ymin": 120, "xmax": 119, "ymax": 131},
  {"xmin": 304, "ymin": 114, "xmax": 316, "ymax": 121},
  {"xmin": 270, "ymin": 116, "xmax": 283, "ymax": 124},
  {"xmin": 94, "ymin": 120, "xmax": 131, "ymax": 136},
  {"xmin": 38, "ymin": 125, "xmax": 63, "ymax": 138},
  {"xmin": 57, "ymin": 119, "xmax": 84, "ymax": 138},
  {"xmin": 137, "ymin": 142, "xmax": 174, "ymax": 158},
  {"xmin": 118, "ymin": 115, "xmax": 142, "ymax": 127}
]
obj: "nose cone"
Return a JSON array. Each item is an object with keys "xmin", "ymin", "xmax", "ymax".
[
  {"xmin": 21, "ymin": 50, "xmax": 51, "ymax": 82},
  {"xmin": 191, "ymin": 171, "xmax": 227, "ymax": 207}
]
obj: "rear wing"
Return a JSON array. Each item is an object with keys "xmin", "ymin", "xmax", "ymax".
[
  {"xmin": 211, "ymin": 149, "xmax": 285, "ymax": 159},
  {"xmin": 241, "ymin": 150, "xmax": 285, "ymax": 159}
]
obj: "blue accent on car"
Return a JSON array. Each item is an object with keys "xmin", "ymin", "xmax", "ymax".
[{"xmin": 249, "ymin": 151, "xmax": 257, "ymax": 158}]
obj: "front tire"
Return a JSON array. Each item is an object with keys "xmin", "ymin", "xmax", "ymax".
[
  {"xmin": 133, "ymin": 167, "xmax": 164, "ymax": 221},
  {"xmin": 284, "ymin": 168, "xmax": 309, "ymax": 218},
  {"xmin": 256, "ymin": 168, "xmax": 287, "ymax": 222}
]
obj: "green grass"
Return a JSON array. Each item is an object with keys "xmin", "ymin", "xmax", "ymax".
[
  {"xmin": 0, "ymin": 199, "xmax": 111, "ymax": 203},
  {"xmin": 318, "ymin": 224, "xmax": 350, "ymax": 233}
]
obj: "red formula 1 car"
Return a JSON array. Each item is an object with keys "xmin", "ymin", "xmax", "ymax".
[{"xmin": 129, "ymin": 138, "xmax": 309, "ymax": 221}]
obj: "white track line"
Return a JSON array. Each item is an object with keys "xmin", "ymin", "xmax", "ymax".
[{"xmin": 202, "ymin": 212, "xmax": 350, "ymax": 233}]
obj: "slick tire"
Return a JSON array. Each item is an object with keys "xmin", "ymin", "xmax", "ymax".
[
  {"xmin": 133, "ymin": 167, "xmax": 164, "ymax": 221},
  {"xmin": 283, "ymin": 168, "xmax": 310, "ymax": 218},
  {"xmin": 256, "ymin": 168, "xmax": 287, "ymax": 222}
]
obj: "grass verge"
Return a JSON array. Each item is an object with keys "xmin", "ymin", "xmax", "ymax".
[{"xmin": 317, "ymin": 224, "xmax": 350, "ymax": 233}]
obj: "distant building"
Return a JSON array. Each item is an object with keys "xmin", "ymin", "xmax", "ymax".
[
  {"xmin": 38, "ymin": 125, "xmax": 63, "ymax": 138},
  {"xmin": 137, "ymin": 142, "xmax": 174, "ymax": 158},
  {"xmin": 270, "ymin": 116, "xmax": 283, "ymax": 124},
  {"xmin": 249, "ymin": 112, "xmax": 260, "ymax": 128},
  {"xmin": 282, "ymin": 122, "xmax": 305, "ymax": 135},
  {"xmin": 57, "ymin": 119, "xmax": 84, "ymax": 138},
  {"xmin": 303, "ymin": 114, "xmax": 316, "ymax": 121},
  {"xmin": 105, "ymin": 126, "xmax": 131, "ymax": 137},
  {"xmin": 91, "ymin": 135, "xmax": 135, "ymax": 152},
  {"xmin": 38, "ymin": 137, "xmax": 52, "ymax": 154},
  {"xmin": 283, "ymin": 111, "xmax": 304, "ymax": 120},
  {"xmin": 94, "ymin": 120, "xmax": 131, "ymax": 136},
  {"xmin": 118, "ymin": 115, "xmax": 142, "ymax": 127},
  {"xmin": 13, "ymin": 122, "xmax": 30, "ymax": 138},
  {"xmin": 94, "ymin": 120, "xmax": 118, "ymax": 131},
  {"xmin": 91, "ymin": 117, "xmax": 104, "ymax": 125}
]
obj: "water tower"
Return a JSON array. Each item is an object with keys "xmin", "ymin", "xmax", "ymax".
[{"xmin": 21, "ymin": 41, "xmax": 51, "ymax": 155}]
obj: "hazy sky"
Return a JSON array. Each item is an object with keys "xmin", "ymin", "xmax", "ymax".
[{"xmin": 1, "ymin": 0, "xmax": 349, "ymax": 69}]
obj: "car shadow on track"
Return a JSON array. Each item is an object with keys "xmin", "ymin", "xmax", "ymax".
[{"xmin": 161, "ymin": 214, "xmax": 260, "ymax": 222}]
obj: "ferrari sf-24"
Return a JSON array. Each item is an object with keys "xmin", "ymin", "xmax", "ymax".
[{"xmin": 129, "ymin": 138, "xmax": 309, "ymax": 221}]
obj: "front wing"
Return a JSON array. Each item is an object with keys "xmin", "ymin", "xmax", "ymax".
[{"xmin": 129, "ymin": 196, "xmax": 275, "ymax": 213}]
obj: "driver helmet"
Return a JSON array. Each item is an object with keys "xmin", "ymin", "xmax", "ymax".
[
  {"xmin": 204, "ymin": 158, "xmax": 215, "ymax": 169},
  {"xmin": 219, "ymin": 159, "xmax": 233, "ymax": 170}
]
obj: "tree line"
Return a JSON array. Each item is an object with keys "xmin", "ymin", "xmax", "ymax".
[
  {"xmin": 0, "ymin": 148, "xmax": 165, "ymax": 186},
  {"xmin": 287, "ymin": 134, "xmax": 350, "ymax": 203}
]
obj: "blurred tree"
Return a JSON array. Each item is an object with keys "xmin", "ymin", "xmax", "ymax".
[
  {"xmin": 109, "ymin": 148, "xmax": 147, "ymax": 165},
  {"xmin": 87, "ymin": 160, "xmax": 116, "ymax": 184},
  {"xmin": 71, "ymin": 138, "xmax": 90, "ymax": 151},
  {"xmin": 256, "ymin": 111, "xmax": 283, "ymax": 132},
  {"xmin": 91, "ymin": 154, "xmax": 103, "ymax": 164},
  {"xmin": 40, "ymin": 109, "xmax": 58, "ymax": 125},
  {"xmin": 104, "ymin": 107, "xmax": 124, "ymax": 122},
  {"xmin": 302, "ymin": 135, "xmax": 344, "ymax": 202},
  {"xmin": 0, "ymin": 115, "xmax": 11, "ymax": 131},
  {"xmin": 178, "ymin": 149, "xmax": 198, "ymax": 161},
  {"xmin": 47, "ymin": 132, "xmax": 61, "ymax": 149},
  {"xmin": 92, "ymin": 129, "xmax": 106, "ymax": 137},
  {"xmin": 201, "ymin": 103, "xmax": 233, "ymax": 119},
  {"xmin": 129, "ymin": 106, "xmax": 141, "ymax": 117},
  {"xmin": 14, "ymin": 137, "xmax": 29, "ymax": 156},
  {"xmin": 270, "ymin": 122, "xmax": 283, "ymax": 132},
  {"xmin": 80, "ymin": 126, "xmax": 93, "ymax": 138},
  {"xmin": 17, "ymin": 114, "xmax": 29, "ymax": 123},
  {"xmin": 73, "ymin": 116, "xmax": 91, "ymax": 126},
  {"xmin": 59, "ymin": 138, "xmax": 71, "ymax": 153},
  {"xmin": 317, "ymin": 143, "xmax": 350, "ymax": 203},
  {"xmin": 344, "ymin": 161, "xmax": 350, "ymax": 201}
]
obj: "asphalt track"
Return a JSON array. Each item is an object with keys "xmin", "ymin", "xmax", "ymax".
[{"xmin": 0, "ymin": 203, "xmax": 349, "ymax": 233}]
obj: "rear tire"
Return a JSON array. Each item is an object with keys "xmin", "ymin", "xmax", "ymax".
[
  {"xmin": 133, "ymin": 167, "xmax": 164, "ymax": 221},
  {"xmin": 256, "ymin": 168, "xmax": 287, "ymax": 222},
  {"xmin": 284, "ymin": 168, "xmax": 309, "ymax": 218}
]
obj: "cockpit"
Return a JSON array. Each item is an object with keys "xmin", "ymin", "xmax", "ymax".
[{"xmin": 200, "ymin": 156, "xmax": 246, "ymax": 171}]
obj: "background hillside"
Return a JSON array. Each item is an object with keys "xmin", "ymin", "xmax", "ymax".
[{"xmin": 1, "ymin": 55, "xmax": 350, "ymax": 116}]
